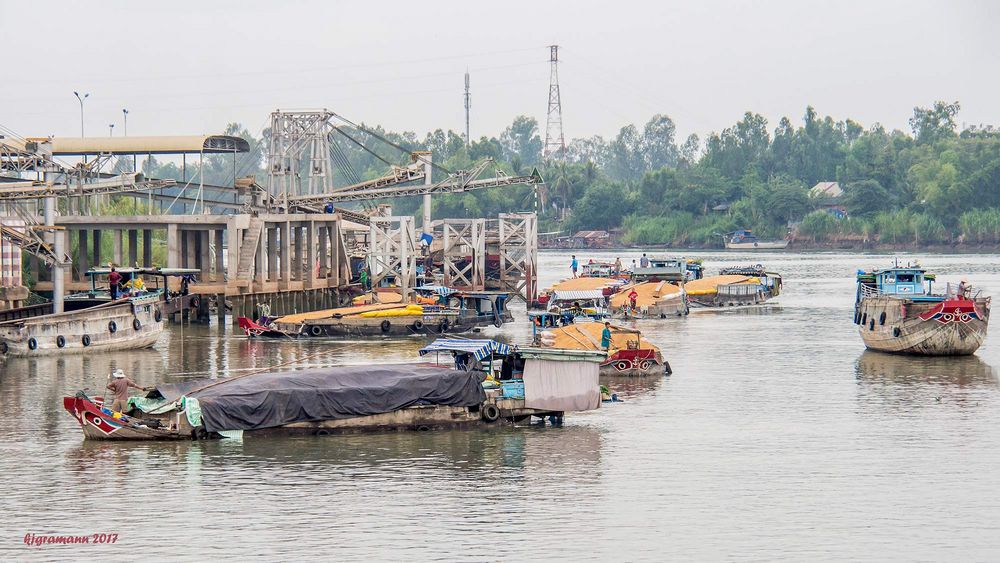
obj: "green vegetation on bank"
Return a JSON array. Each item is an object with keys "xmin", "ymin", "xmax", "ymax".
[{"xmin": 134, "ymin": 101, "xmax": 1000, "ymax": 247}]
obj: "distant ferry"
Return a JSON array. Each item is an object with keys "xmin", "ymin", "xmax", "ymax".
[
  {"xmin": 723, "ymin": 230, "xmax": 789, "ymax": 250},
  {"xmin": 854, "ymin": 263, "xmax": 991, "ymax": 355}
]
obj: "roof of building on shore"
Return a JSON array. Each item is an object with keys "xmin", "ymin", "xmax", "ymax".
[
  {"xmin": 810, "ymin": 181, "xmax": 843, "ymax": 198},
  {"xmin": 548, "ymin": 277, "xmax": 623, "ymax": 292},
  {"xmin": 543, "ymin": 322, "xmax": 660, "ymax": 358},
  {"xmin": 609, "ymin": 281, "xmax": 682, "ymax": 309},
  {"xmin": 684, "ymin": 275, "xmax": 754, "ymax": 295},
  {"xmin": 9, "ymin": 135, "xmax": 250, "ymax": 156}
]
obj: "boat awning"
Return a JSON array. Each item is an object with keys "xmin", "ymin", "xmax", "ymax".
[
  {"xmin": 553, "ymin": 289, "xmax": 606, "ymax": 301},
  {"xmin": 414, "ymin": 285, "xmax": 457, "ymax": 296},
  {"xmin": 419, "ymin": 339, "xmax": 512, "ymax": 361}
]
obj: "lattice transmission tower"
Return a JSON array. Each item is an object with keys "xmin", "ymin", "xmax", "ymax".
[{"xmin": 543, "ymin": 45, "xmax": 566, "ymax": 160}]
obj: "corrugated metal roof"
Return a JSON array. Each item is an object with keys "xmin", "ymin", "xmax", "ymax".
[
  {"xmin": 553, "ymin": 289, "xmax": 606, "ymax": 301},
  {"xmin": 9, "ymin": 135, "xmax": 250, "ymax": 156}
]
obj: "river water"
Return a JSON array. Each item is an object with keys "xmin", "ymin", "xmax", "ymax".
[{"xmin": 2, "ymin": 251, "xmax": 999, "ymax": 561}]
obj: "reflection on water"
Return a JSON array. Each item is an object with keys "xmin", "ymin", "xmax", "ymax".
[
  {"xmin": 3, "ymin": 251, "xmax": 1000, "ymax": 560},
  {"xmin": 855, "ymin": 349, "xmax": 998, "ymax": 388}
]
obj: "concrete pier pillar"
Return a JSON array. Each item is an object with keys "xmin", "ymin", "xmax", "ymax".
[
  {"xmin": 280, "ymin": 222, "xmax": 291, "ymax": 284},
  {"xmin": 142, "ymin": 229, "xmax": 152, "ymax": 267},
  {"xmin": 113, "ymin": 230, "xmax": 123, "ymax": 266},
  {"xmin": 128, "ymin": 229, "xmax": 138, "ymax": 267},
  {"xmin": 214, "ymin": 229, "xmax": 224, "ymax": 283},
  {"xmin": 198, "ymin": 230, "xmax": 210, "ymax": 276},
  {"xmin": 92, "ymin": 229, "xmax": 102, "ymax": 268},
  {"xmin": 306, "ymin": 222, "xmax": 317, "ymax": 286},
  {"xmin": 267, "ymin": 227, "xmax": 278, "ymax": 283},
  {"xmin": 77, "ymin": 229, "xmax": 89, "ymax": 279},
  {"xmin": 293, "ymin": 225, "xmax": 303, "ymax": 282},
  {"xmin": 318, "ymin": 225, "xmax": 328, "ymax": 279},
  {"xmin": 166, "ymin": 224, "xmax": 180, "ymax": 268}
]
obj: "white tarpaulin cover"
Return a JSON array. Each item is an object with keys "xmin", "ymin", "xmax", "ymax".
[{"xmin": 522, "ymin": 358, "xmax": 600, "ymax": 412}]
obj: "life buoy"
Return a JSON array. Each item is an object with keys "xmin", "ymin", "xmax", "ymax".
[
  {"xmin": 154, "ymin": 308, "xmax": 163, "ymax": 323},
  {"xmin": 412, "ymin": 320, "xmax": 424, "ymax": 331},
  {"xmin": 56, "ymin": 335, "xmax": 66, "ymax": 348},
  {"xmin": 27, "ymin": 337, "xmax": 37, "ymax": 350},
  {"xmin": 108, "ymin": 321, "xmax": 117, "ymax": 334},
  {"xmin": 133, "ymin": 318, "xmax": 142, "ymax": 331},
  {"xmin": 309, "ymin": 325, "xmax": 324, "ymax": 337},
  {"xmin": 81, "ymin": 334, "xmax": 91, "ymax": 346},
  {"xmin": 380, "ymin": 320, "xmax": 391, "ymax": 333},
  {"xmin": 481, "ymin": 403, "xmax": 501, "ymax": 422}
]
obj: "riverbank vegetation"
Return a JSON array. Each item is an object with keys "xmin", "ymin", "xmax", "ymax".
[{"xmin": 138, "ymin": 101, "xmax": 1000, "ymax": 248}]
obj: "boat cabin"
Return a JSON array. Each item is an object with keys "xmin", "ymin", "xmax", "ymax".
[
  {"xmin": 856, "ymin": 266, "xmax": 937, "ymax": 300},
  {"xmin": 581, "ymin": 262, "xmax": 617, "ymax": 278},
  {"xmin": 631, "ymin": 256, "xmax": 687, "ymax": 282},
  {"xmin": 413, "ymin": 287, "xmax": 515, "ymax": 327}
]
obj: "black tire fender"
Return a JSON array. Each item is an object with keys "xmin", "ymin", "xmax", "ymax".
[
  {"xmin": 108, "ymin": 320, "xmax": 117, "ymax": 334},
  {"xmin": 132, "ymin": 318, "xmax": 142, "ymax": 331},
  {"xmin": 412, "ymin": 320, "xmax": 425, "ymax": 331},
  {"xmin": 81, "ymin": 334, "xmax": 91, "ymax": 347},
  {"xmin": 380, "ymin": 320, "xmax": 391, "ymax": 333},
  {"xmin": 154, "ymin": 308, "xmax": 163, "ymax": 323},
  {"xmin": 481, "ymin": 403, "xmax": 501, "ymax": 423},
  {"xmin": 56, "ymin": 335, "xmax": 66, "ymax": 348},
  {"xmin": 27, "ymin": 337, "xmax": 37, "ymax": 351},
  {"xmin": 309, "ymin": 325, "xmax": 324, "ymax": 337}
]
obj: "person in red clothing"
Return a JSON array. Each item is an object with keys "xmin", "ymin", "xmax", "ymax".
[
  {"xmin": 106, "ymin": 369, "xmax": 152, "ymax": 413},
  {"xmin": 108, "ymin": 267, "xmax": 122, "ymax": 300},
  {"xmin": 628, "ymin": 288, "xmax": 639, "ymax": 311}
]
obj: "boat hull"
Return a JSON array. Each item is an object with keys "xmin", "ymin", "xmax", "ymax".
[
  {"xmin": 263, "ymin": 312, "xmax": 512, "ymax": 338},
  {"xmin": 0, "ymin": 297, "xmax": 164, "ymax": 357},
  {"xmin": 855, "ymin": 296, "xmax": 990, "ymax": 356},
  {"xmin": 599, "ymin": 348, "xmax": 670, "ymax": 377},
  {"xmin": 725, "ymin": 240, "xmax": 789, "ymax": 250}
]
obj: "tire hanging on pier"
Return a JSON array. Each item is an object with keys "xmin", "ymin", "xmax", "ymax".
[
  {"xmin": 412, "ymin": 320, "xmax": 424, "ymax": 331},
  {"xmin": 380, "ymin": 320, "xmax": 391, "ymax": 333}
]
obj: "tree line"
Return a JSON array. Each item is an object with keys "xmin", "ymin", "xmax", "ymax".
[{"xmin": 139, "ymin": 101, "xmax": 1000, "ymax": 247}]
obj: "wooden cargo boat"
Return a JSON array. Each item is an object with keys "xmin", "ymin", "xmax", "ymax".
[
  {"xmin": 63, "ymin": 348, "xmax": 603, "ymax": 440},
  {"xmin": 0, "ymin": 268, "xmax": 198, "ymax": 357},
  {"xmin": 534, "ymin": 321, "xmax": 670, "ymax": 376},
  {"xmin": 238, "ymin": 290, "xmax": 513, "ymax": 337},
  {"xmin": 854, "ymin": 264, "xmax": 990, "ymax": 356},
  {"xmin": 534, "ymin": 276, "xmax": 625, "ymax": 312},
  {"xmin": 686, "ymin": 265, "xmax": 781, "ymax": 308}
]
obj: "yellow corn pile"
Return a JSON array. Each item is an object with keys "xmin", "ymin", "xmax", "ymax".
[{"xmin": 609, "ymin": 281, "xmax": 682, "ymax": 309}]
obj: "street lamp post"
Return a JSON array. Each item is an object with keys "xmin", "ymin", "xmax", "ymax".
[
  {"xmin": 73, "ymin": 91, "xmax": 89, "ymax": 137},
  {"xmin": 109, "ymin": 124, "xmax": 114, "ymax": 136},
  {"xmin": 122, "ymin": 108, "xmax": 128, "ymax": 136}
]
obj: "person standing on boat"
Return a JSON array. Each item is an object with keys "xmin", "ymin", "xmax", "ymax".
[
  {"xmin": 639, "ymin": 253, "xmax": 649, "ymax": 268},
  {"xmin": 628, "ymin": 288, "xmax": 639, "ymax": 312},
  {"xmin": 106, "ymin": 370, "xmax": 151, "ymax": 413},
  {"xmin": 571, "ymin": 255, "xmax": 578, "ymax": 278},
  {"xmin": 108, "ymin": 267, "xmax": 122, "ymax": 300},
  {"xmin": 601, "ymin": 322, "xmax": 613, "ymax": 350},
  {"xmin": 958, "ymin": 279, "xmax": 968, "ymax": 299},
  {"xmin": 614, "ymin": 257, "xmax": 622, "ymax": 276}
]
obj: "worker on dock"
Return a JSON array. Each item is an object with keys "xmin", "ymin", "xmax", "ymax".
[{"xmin": 106, "ymin": 370, "xmax": 152, "ymax": 413}]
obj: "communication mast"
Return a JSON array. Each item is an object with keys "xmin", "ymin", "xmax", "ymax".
[
  {"xmin": 543, "ymin": 45, "xmax": 566, "ymax": 160},
  {"xmin": 464, "ymin": 70, "xmax": 471, "ymax": 147}
]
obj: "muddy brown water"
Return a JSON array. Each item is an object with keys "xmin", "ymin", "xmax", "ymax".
[{"xmin": 2, "ymin": 251, "xmax": 999, "ymax": 560}]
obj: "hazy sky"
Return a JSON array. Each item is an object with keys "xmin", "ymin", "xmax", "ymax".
[{"xmin": 2, "ymin": 0, "xmax": 998, "ymax": 144}]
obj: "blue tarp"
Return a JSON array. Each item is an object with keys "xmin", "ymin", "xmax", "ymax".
[{"xmin": 419, "ymin": 339, "xmax": 512, "ymax": 361}]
